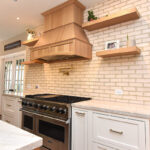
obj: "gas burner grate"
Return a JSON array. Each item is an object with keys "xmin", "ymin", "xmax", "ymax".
[{"xmin": 25, "ymin": 94, "xmax": 91, "ymax": 104}]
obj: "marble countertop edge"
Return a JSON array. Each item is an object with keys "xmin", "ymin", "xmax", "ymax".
[{"xmin": 72, "ymin": 100, "xmax": 150, "ymax": 119}]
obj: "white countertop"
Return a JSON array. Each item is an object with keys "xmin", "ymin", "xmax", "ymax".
[
  {"xmin": 0, "ymin": 121, "xmax": 43, "ymax": 150},
  {"xmin": 72, "ymin": 100, "xmax": 150, "ymax": 119}
]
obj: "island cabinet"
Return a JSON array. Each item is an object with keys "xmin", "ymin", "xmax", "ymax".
[{"xmin": 72, "ymin": 107, "xmax": 150, "ymax": 150}]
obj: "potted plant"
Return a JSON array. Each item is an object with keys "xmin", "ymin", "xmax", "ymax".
[
  {"xmin": 26, "ymin": 29, "xmax": 36, "ymax": 41},
  {"xmin": 88, "ymin": 10, "xmax": 98, "ymax": 21}
]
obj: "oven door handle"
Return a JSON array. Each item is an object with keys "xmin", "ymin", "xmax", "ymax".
[{"xmin": 20, "ymin": 109, "xmax": 70, "ymax": 124}]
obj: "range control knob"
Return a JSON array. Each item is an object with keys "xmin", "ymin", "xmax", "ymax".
[
  {"xmin": 46, "ymin": 106, "xmax": 49, "ymax": 109},
  {"xmin": 52, "ymin": 106, "xmax": 56, "ymax": 112},
  {"xmin": 63, "ymin": 109, "xmax": 67, "ymax": 114},
  {"xmin": 26, "ymin": 102, "xmax": 30, "ymax": 105},
  {"xmin": 58, "ymin": 108, "xmax": 63, "ymax": 114},
  {"xmin": 42, "ymin": 105, "xmax": 47, "ymax": 110},
  {"xmin": 44, "ymin": 105, "xmax": 49, "ymax": 110},
  {"xmin": 37, "ymin": 104, "xmax": 41, "ymax": 108}
]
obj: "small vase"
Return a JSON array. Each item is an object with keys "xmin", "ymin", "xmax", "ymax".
[
  {"xmin": 127, "ymin": 39, "xmax": 136, "ymax": 47},
  {"xmin": 27, "ymin": 33, "xmax": 34, "ymax": 41}
]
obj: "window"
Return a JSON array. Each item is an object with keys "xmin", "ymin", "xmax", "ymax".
[
  {"xmin": 4, "ymin": 56, "xmax": 25, "ymax": 96},
  {"xmin": 4, "ymin": 61, "xmax": 13, "ymax": 94},
  {"xmin": 15, "ymin": 59, "xmax": 24, "ymax": 95}
]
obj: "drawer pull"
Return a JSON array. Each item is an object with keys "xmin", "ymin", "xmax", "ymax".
[
  {"xmin": 109, "ymin": 129, "xmax": 123, "ymax": 135},
  {"xmin": 6, "ymin": 104, "xmax": 11, "ymax": 107},
  {"xmin": 75, "ymin": 112, "xmax": 85, "ymax": 116}
]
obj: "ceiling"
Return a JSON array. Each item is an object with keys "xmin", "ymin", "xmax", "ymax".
[{"xmin": 0, "ymin": 0, "xmax": 101, "ymax": 41}]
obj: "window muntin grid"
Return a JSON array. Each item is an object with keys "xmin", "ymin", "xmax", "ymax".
[
  {"xmin": 15, "ymin": 59, "xmax": 24, "ymax": 96},
  {"xmin": 4, "ymin": 61, "xmax": 13, "ymax": 94},
  {"xmin": 4, "ymin": 57, "xmax": 25, "ymax": 96}
]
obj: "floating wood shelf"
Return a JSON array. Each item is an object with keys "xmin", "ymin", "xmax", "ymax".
[
  {"xmin": 21, "ymin": 59, "xmax": 47, "ymax": 65},
  {"xmin": 22, "ymin": 38, "xmax": 39, "ymax": 47},
  {"xmin": 96, "ymin": 47, "xmax": 141, "ymax": 58},
  {"xmin": 82, "ymin": 7, "xmax": 140, "ymax": 31}
]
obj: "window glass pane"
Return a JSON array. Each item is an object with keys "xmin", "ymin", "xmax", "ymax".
[
  {"xmin": 4, "ymin": 58, "xmax": 24, "ymax": 96},
  {"xmin": 4, "ymin": 61, "xmax": 13, "ymax": 94},
  {"xmin": 15, "ymin": 59, "xmax": 24, "ymax": 96}
]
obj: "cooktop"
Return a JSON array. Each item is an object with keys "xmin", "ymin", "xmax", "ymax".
[{"xmin": 25, "ymin": 94, "xmax": 91, "ymax": 104}]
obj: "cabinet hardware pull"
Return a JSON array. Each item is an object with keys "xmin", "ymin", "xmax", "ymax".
[
  {"xmin": 75, "ymin": 112, "xmax": 85, "ymax": 116},
  {"xmin": 6, "ymin": 104, "xmax": 11, "ymax": 107},
  {"xmin": 109, "ymin": 129, "xmax": 123, "ymax": 135}
]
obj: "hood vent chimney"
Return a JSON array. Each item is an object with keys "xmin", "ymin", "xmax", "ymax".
[{"xmin": 30, "ymin": 0, "xmax": 92, "ymax": 62}]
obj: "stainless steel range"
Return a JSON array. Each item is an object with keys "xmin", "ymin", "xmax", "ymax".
[{"xmin": 21, "ymin": 94, "xmax": 90, "ymax": 150}]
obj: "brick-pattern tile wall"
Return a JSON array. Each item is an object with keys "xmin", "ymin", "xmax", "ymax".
[{"xmin": 24, "ymin": 0, "xmax": 150, "ymax": 105}]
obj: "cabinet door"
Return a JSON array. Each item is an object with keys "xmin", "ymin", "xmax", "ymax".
[
  {"xmin": 92, "ymin": 113, "xmax": 146, "ymax": 150},
  {"xmin": 72, "ymin": 108, "xmax": 88, "ymax": 150}
]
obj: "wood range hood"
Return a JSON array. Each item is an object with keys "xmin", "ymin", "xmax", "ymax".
[{"xmin": 30, "ymin": 0, "xmax": 92, "ymax": 62}]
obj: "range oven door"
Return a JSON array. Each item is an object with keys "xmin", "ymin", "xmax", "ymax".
[
  {"xmin": 22, "ymin": 110, "xmax": 35, "ymax": 133},
  {"xmin": 35, "ymin": 114, "xmax": 69, "ymax": 150}
]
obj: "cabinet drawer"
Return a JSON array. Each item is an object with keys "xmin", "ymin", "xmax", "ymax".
[
  {"xmin": 3, "ymin": 115, "xmax": 15, "ymax": 125},
  {"xmin": 92, "ymin": 113, "xmax": 146, "ymax": 150},
  {"xmin": 92, "ymin": 142, "xmax": 116, "ymax": 150},
  {"xmin": 4, "ymin": 98, "xmax": 15, "ymax": 116}
]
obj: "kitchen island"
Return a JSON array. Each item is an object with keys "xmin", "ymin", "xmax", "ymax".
[{"xmin": 0, "ymin": 120, "xmax": 43, "ymax": 150}]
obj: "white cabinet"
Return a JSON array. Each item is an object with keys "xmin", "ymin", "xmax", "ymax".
[
  {"xmin": 72, "ymin": 108, "xmax": 88, "ymax": 150},
  {"xmin": 92, "ymin": 113, "xmax": 146, "ymax": 150},
  {"xmin": 2, "ymin": 95, "xmax": 22, "ymax": 128},
  {"xmin": 3, "ymin": 114, "xmax": 16, "ymax": 125},
  {"xmin": 72, "ymin": 107, "xmax": 149, "ymax": 150}
]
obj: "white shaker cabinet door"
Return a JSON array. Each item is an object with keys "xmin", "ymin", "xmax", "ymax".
[
  {"xmin": 72, "ymin": 108, "xmax": 88, "ymax": 150},
  {"xmin": 92, "ymin": 113, "xmax": 146, "ymax": 150}
]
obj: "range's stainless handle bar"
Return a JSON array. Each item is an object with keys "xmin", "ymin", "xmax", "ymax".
[{"xmin": 20, "ymin": 109, "xmax": 70, "ymax": 124}]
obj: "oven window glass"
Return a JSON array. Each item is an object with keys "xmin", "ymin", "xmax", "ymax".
[
  {"xmin": 24, "ymin": 115, "xmax": 33, "ymax": 130},
  {"xmin": 39, "ymin": 120, "xmax": 65, "ymax": 142}
]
